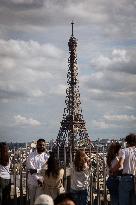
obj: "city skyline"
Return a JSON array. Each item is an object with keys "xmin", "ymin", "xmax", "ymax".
[{"xmin": 0, "ymin": 0, "xmax": 136, "ymax": 142}]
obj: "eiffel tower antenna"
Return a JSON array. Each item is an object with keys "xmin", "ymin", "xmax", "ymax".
[
  {"xmin": 56, "ymin": 23, "xmax": 90, "ymax": 158},
  {"xmin": 71, "ymin": 21, "xmax": 74, "ymax": 36}
]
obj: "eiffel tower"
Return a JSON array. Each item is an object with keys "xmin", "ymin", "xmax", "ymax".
[{"xmin": 56, "ymin": 22, "xmax": 90, "ymax": 154}]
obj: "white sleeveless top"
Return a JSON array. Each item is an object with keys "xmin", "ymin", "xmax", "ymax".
[
  {"xmin": 119, "ymin": 147, "xmax": 136, "ymax": 175},
  {"xmin": 70, "ymin": 163, "xmax": 90, "ymax": 190}
]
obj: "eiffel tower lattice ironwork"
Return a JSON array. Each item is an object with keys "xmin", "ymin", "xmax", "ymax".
[{"xmin": 56, "ymin": 22, "xmax": 90, "ymax": 153}]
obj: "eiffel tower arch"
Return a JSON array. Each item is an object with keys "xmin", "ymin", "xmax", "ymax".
[{"xmin": 56, "ymin": 22, "xmax": 91, "ymax": 158}]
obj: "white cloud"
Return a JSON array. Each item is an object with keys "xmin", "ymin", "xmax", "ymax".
[
  {"xmin": 104, "ymin": 114, "xmax": 136, "ymax": 122},
  {"xmin": 14, "ymin": 115, "xmax": 41, "ymax": 126},
  {"xmin": 0, "ymin": 39, "xmax": 65, "ymax": 101},
  {"xmin": 91, "ymin": 49, "xmax": 130, "ymax": 70},
  {"xmin": 91, "ymin": 120, "xmax": 119, "ymax": 129},
  {"xmin": 0, "ymin": 39, "xmax": 63, "ymax": 60},
  {"xmin": 50, "ymin": 84, "xmax": 67, "ymax": 96},
  {"xmin": 31, "ymin": 89, "xmax": 44, "ymax": 97}
]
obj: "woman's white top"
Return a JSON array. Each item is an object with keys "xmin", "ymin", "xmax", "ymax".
[
  {"xmin": 119, "ymin": 147, "xmax": 136, "ymax": 175},
  {"xmin": 70, "ymin": 163, "xmax": 90, "ymax": 190},
  {"xmin": 0, "ymin": 163, "xmax": 10, "ymax": 179}
]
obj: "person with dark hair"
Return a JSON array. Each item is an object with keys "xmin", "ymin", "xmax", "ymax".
[
  {"xmin": 70, "ymin": 149, "xmax": 90, "ymax": 205},
  {"xmin": 26, "ymin": 139, "xmax": 49, "ymax": 205},
  {"xmin": 43, "ymin": 152, "xmax": 64, "ymax": 200},
  {"xmin": 106, "ymin": 142, "xmax": 122, "ymax": 205},
  {"xmin": 0, "ymin": 142, "xmax": 11, "ymax": 205},
  {"xmin": 117, "ymin": 133, "xmax": 136, "ymax": 205},
  {"xmin": 54, "ymin": 193, "xmax": 77, "ymax": 205}
]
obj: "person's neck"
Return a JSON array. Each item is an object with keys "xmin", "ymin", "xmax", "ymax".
[{"xmin": 37, "ymin": 150, "xmax": 44, "ymax": 154}]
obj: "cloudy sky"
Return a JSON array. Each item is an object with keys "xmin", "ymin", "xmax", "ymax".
[{"xmin": 0, "ymin": 0, "xmax": 136, "ymax": 143}]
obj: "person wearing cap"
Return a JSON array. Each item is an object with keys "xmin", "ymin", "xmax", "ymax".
[
  {"xmin": 26, "ymin": 139, "xmax": 49, "ymax": 205},
  {"xmin": 34, "ymin": 194, "xmax": 54, "ymax": 205},
  {"xmin": 113, "ymin": 133, "xmax": 136, "ymax": 205}
]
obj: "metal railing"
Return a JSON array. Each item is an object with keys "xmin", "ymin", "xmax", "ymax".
[{"xmin": 9, "ymin": 145, "xmax": 110, "ymax": 205}]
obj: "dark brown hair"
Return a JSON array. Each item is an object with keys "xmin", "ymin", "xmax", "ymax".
[
  {"xmin": 45, "ymin": 152, "xmax": 60, "ymax": 178},
  {"xmin": 125, "ymin": 133, "xmax": 136, "ymax": 146},
  {"xmin": 54, "ymin": 193, "xmax": 77, "ymax": 205},
  {"xmin": 0, "ymin": 142, "xmax": 9, "ymax": 166},
  {"xmin": 107, "ymin": 142, "xmax": 121, "ymax": 168}
]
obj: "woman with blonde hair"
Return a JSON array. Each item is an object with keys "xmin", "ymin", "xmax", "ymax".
[{"xmin": 70, "ymin": 149, "xmax": 90, "ymax": 205}]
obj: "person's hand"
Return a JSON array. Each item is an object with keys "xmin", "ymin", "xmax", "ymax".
[{"xmin": 29, "ymin": 169, "xmax": 37, "ymax": 174}]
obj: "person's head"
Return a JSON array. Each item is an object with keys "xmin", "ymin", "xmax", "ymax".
[
  {"xmin": 107, "ymin": 142, "xmax": 121, "ymax": 168},
  {"xmin": 125, "ymin": 133, "xmax": 136, "ymax": 147},
  {"xmin": 74, "ymin": 149, "xmax": 88, "ymax": 171},
  {"xmin": 34, "ymin": 194, "xmax": 54, "ymax": 205},
  {"xmin": 37, "ymin": 139, "xmax": 46, "ymax": 154},
  {"xmin": 0, "ymin": 142, "xmax": 9, "ymax": 166},
  {"xmin": 54, "ymin": 193, "xmax": 77, "ymax": 205},
  {"xmin": 46, "ymin": 152, "xmax": 60, "ymax": 177}
]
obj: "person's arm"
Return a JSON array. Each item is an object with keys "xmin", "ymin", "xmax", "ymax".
[
  {"xmin": 26, "ymin": 153, "xmax": 35, "ymax": 169},
  {"xmin": 111, "ymin": 157, "xmax": 124, "ymax": 173},
  {"xmin": 26, "ymin": 154, "xmax": 37, "ymax": 174}
]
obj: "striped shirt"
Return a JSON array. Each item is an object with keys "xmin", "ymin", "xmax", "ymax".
[{"xmin": 119, "ymin": 147, "xmax": 136, "ymax": 175}]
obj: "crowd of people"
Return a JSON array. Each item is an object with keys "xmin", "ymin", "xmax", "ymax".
[{"xmin": 0, "ymin": 133, "xmax": 136, "ymax": 205}]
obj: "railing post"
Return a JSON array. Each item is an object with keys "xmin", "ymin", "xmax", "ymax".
[
  {"xmin": 13, "ymin": 164, "xmax": 17, "ymax": 205},
  {"xmin": 103, "ymin": 146, "xmax": 108, "ymax": 205},
  {"xmin": 69, "ymin": 145, "xmax": 72, "ymax": 165},
  {"xmin": 19, "ymin": 163, "xmax": 23, "ymax": 205},
  {"xmin": 57, "ymin": 145, "xmax": 60, "ymax": 166},
  {"xmin": 96, "ymin": 146, "xmax": 101, "ymax": 205},
  {"xmin": 25, "ymin": 144, "xmax": 29, "ymax": 205},
  {"xmin": 89, "ymin": 145, "xmax": 93, "ymax": 205},
  {"xmin": 63, "ymin": 145, "xmax": 67, "ymax": 191},
  {"xmin": 19, "ymin": 148, "xmax": 23, "ymax": 205}
]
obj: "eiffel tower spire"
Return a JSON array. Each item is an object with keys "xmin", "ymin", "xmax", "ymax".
[
  {"xmin": 56, "ymin": 22, "xmax": 90, "ymax": 153},
  {"xmin": 71, "ymin": 20, "xmax": 74, "ymax": 36}
]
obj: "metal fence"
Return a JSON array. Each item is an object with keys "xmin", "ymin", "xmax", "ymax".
[{"xmin": 9, "ymin": 145, "xmax": 110, "ymax": 205}]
